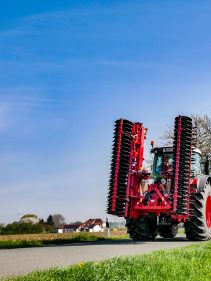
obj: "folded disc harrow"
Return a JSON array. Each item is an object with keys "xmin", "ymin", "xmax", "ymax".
[
  {"xmin": 107, "ymin": 119, "xmax": 133, "ymax": 216},
  {"xmin": 171, "ymin": 116, "xmax": 193, "ymax": 215}
]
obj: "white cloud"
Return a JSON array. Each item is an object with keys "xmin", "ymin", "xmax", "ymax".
[{"xmin": 0, "ymin": 87, "xmax": 67, "ymax": 111}]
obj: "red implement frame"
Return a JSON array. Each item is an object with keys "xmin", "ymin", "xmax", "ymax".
[
  {"xmin": 125, "ymin": 123, "xmax": 146, "ymax": 217},
  {"xmin": 124, "ymin": 122, "xmax": 172, "ymax": 218}
]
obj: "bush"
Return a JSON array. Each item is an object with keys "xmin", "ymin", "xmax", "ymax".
[
  {"xmin": 2, "ymin": 222, "xmax": 45, "ymax": 235},
  {"xmin": 43, "ymin": 224, "xmax": 53, "ymax": 233}
]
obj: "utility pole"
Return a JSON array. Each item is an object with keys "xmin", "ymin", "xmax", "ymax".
[{"xmin": 105, "ymin": 217, "xmax": 110, "ymax": 238}]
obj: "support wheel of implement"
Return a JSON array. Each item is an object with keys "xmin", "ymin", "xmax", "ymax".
[
  {"xmin": 158, "ymin": 224, "xmax": 178, "ymax": 238},
  {"xmin": 185, "ymin": 180, "xmax": 211, "ymax": 241},
  {"xmin": 126, "ymin": 215, "xmax": 158, "ymax": 241}
]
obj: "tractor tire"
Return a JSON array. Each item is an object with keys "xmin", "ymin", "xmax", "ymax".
[
  {"xmin": 158, "ymin": 224, "xmax": 178, "ymax": 238},
  {"xmin": 185, "ymin": 181, "xmax": 211, "ymax": 241},
  {"xmin": 126, "ymin": 215, "xmax": 158, "ymax": 241}
]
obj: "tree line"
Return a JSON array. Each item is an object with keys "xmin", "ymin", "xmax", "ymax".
[{"xmin": 0, "ymin": 213, "xmax": 66, "ymax": 235}]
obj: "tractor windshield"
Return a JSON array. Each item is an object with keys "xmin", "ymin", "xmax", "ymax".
[{"xmin": 154, "ymin": 153, "xmax": 173, "ymax": 176}]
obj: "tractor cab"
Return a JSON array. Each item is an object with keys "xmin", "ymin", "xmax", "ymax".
[{"xmin": 151, "ymin": 146, "xmax": 202, "ymax": 179}]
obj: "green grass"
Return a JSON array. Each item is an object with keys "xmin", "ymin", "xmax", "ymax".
[
  {"xmin": 0, "ymin": 240, "xmax": 43, "ymax": 249},
  {"xmin": 0, "ymin": 230, "xmax": 129, "ymax": 249},
  {"xmin": 4, "ymin": 242, "xmax": 211, "ymax": 281}
]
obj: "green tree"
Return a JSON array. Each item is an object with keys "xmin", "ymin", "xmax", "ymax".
[
  {"xmin": 21, "ymin": 214, "xmax": 38, "ymax": 219},
  {"xmin": 0, "ymin": 223, "xmax": 5, "ymax": 234},
  {"xmin": 39, "ymin": 218, "xmax": 53, "ymax": 233},
  {"xmin": 47, "ymin": 215, "xmax": 54, "ymax": 228},
  {"xmin": 21, "ymin": 214, "xmax": 39, "ymax": 224}
]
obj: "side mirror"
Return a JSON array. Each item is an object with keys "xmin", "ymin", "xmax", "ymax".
[{"xmin": 205, "ymin": 159, "xmax": 209, "ymax": 175}]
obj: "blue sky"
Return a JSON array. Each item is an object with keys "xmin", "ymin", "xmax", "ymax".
[{"xmin": 0, "ymin": 0, "xmax": 211, "ymax": 223}]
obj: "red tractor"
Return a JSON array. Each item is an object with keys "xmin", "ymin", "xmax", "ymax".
[{"xmin": 107, "ymin": 115, "xmax": 211, "ymax": 240}]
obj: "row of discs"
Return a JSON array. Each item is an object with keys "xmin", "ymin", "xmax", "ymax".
[
  {"xmin": 107, "ymin": 119, "xmax": 133, "ymax": 216},
  {"xmin": 171, "ymin": 116, "xmax": 192, "ymax": 215}
]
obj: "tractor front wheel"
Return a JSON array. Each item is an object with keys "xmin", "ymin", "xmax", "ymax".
[{"xmin": 185, "ymin": 181, "xmax": 211, "ymax": 241}]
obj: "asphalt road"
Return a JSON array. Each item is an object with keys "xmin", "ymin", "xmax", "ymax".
[{"xmin": 0, "ymin": 235, "xmax": 201, "ymax": 278}]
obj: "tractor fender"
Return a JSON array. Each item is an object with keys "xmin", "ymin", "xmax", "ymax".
[{"xmin": 197, "ymin": 175, "xmax": 211, "ymax": 192}]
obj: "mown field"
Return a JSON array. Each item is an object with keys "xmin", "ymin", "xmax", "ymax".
[
  {"xmin": 0, "ymin": 229, "xmax": 128, "ymax": 241},
  {"xmin": 3, "ymin": 241, "xmax": 211, "ymax": 281},
  {"xmin": 0, "ymin": 230, "xmax": 129, "ymax": 249}
]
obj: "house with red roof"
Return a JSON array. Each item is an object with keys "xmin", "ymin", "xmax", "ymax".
[
  {"xmin": 63, "ymin": 223, "xmax": 81, "ymax": 233},
  {"xmin": 80, "ymin": 218, "xmax": 104, "ymax": 232}
]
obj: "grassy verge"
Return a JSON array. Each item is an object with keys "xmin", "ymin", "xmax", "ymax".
[
  {"xmin": 0, "ymin": 235, "xmax": 106, "ymax": 249},
  {"xmin": 0, "ymin": 231, "xmax": 129, "ymax": 249},
  {"xmin": 0, "ymin": 228, "xmax": 185, "ymax": 249},
  {"xmin": 4, "ymin": 242, "xmax": 211, "ymax": 281}
]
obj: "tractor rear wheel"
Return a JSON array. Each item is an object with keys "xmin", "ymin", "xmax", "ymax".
[
  {"xmin": 158, "ymin": 224, "xmax": 178, "ymax": 238},
  {"xmin": 126, "ymin": 215, "xmax": 158, "ymax": 241},
  {"xmin": 185, "ymin": 181, "xmax": 211, "ymax": 241}
]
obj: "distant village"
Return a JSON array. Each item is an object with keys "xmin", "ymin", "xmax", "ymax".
[
  {"xmin": 0, "ymin": 214, "xmax": 126, "ymax": 235},
  {"xmin": 60, "ymin": 218, "xmax": 105, "ymax": 233},
  {"xmin": 59, "ymin": 218, "xmax": 126, "ymax": 233}
]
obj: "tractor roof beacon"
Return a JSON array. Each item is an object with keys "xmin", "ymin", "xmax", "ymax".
[{"xmin": 107, "ymin": 116, "xmax": 211, "ymax": 241}]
